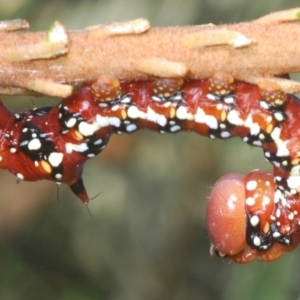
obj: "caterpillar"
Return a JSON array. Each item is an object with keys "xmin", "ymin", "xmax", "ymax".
[{"xmin": 2, "ymin": 73, "xmax": 300, "ymax": 263}]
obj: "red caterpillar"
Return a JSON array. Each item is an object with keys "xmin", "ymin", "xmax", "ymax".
[{"xmin": 1, "ymin": 73, "xmax": 300, "ymax": 262}]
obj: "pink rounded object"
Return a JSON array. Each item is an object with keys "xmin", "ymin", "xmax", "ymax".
[{"xmin": 206, "ymin": 173, "xmax": 247, "ymax": 256}]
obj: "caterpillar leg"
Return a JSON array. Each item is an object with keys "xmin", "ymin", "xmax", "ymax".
[
  {"xmin": 69, "ymin": 177, "xmax": 89, "ymax": 205},
  {"xmin": 206, "ymin": 170, "xmax": 300, "ymax": 263}
]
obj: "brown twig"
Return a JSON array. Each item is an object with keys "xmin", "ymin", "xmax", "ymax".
[{"xmin": 1, "ymin": 8, "xmax": 300, "ymax": 98}]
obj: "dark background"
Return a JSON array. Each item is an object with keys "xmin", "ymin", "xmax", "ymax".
[{"xmin": 0, "ymin": 1, "xmax": 300, "ymax": 299}]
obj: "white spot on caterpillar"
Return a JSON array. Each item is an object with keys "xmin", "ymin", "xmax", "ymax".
[
  {"xmin": 109, "ymin": 117, "xmax": 122, "ymax": 127},
  {"xmin": 48, "ymin": 152, "xmax": 64, "ymax": 167},
  {"xmin": 194, "ymin": 108, "xmax": 205, "ymax": 122},
  {"xmin": 290, "ymin": 165, "xmax": 300, "ymax": 176},
  {"xmin": 176, "ymin": 106, "xmax": 188, "ymax": 120},
  {"xmin": 138, "ymin": 110, "xmax": 147, "ymax": 119},
  {"xmin": 262, "ymin": 196, "xmax": 270, "ymax": 206},
  {"xmin": 227, "ymin": 194, "xmax": 237, "ymax": 210},
  {"xmin": 287, "ymin": 176, "xmax": 300, "ymax": 190},
  {"xmin": 94, "ymin": 139, "xmax": 103, "ymax": 145},
  {"xmin": 172, "ymin": 94, "xmax": 183, "ymax": 101},
  {"xmin": 120, "ymin": 96, "xmax": 131, "ymax": 104},
  {"xmin": 28, "ymin": 138, "xmax": 41, "ymax": 150},
  {"xmin": 226, "ymin": 110, "xmax": 244, "ymax": 126},
  {"xmin": 186, "ymin": 112, "xmax": 194, "ymax": 121},
  {"xmin": 246, "ymin": 180, "xmax": 257, "ymax": 191},
  {"xmin": 194, "ymin": 108, "xmax": 218, "ymax": 130},
  {"xmin": 250, "ymin": 215, "xmax": 259, "ymax": 227},
  {"xmin": 220, "ymin": 131, "xmax": 230, "ymax": 138},
  {"xmin": 55, "ymin": 174, "xmax": 62, "ymax": 180},
  {"xmin": 170, "ymin": 125, "xmax": 181, "ymax": 132},
  {"xmin": 111, "ymin": 105, "xmax": 120, "ymax": 111},
  {"xmin": 244, "ymin": 114, "xmax": 253, "ymax": 128},
  {"xmin": 250, "ymin": 123, "xmax": 260, "ymax": 136},
  {"xmin": 149, "ymin": 106, "xmax": 160, "ymax": 121},
  {"xmin": 147, "ymin": 107, "xmax": 167, "ymax": 127},
  {"xmin": 246, "ymin": 197, "xmax": 255, "ymax": 206},
  {"xmin": 276, "ymin": 208, "xmax": 281, "ymax": 218},
  {"xmin": 259, "ymin": 101, "xmax": 269, "ymax": 110},
  {"xmin": 253, "ymin": 237, "xmax": 261, "ymax": 247},
  {"xmin": 127, "ymin": 106, "xmax": 140, "ymax": 119},
  {"xmin": 224, "ymin": 96, "xmax": 234, "ymax": 104},
  {"xmin": 65, "ymin": 142, "xmax": 89, "ymax": 154},
  {"xmin": 95, "ymin": 115, "xmax": 110, "ymax": 127},
  {"xmin": 66, "ymin": 117, "xmax": 76, "ymax": 128},
  {"xmin": 244, "ymin": 115, "xmax": 260, "ymax": 136},
  {"xmin": 126, "ymin": 124, "xmax": 137, "ymax": 132},
  {"xmin": 252, "ymin": 140, "xmax": 262, "ymax": 146},
  {"xmin": 270, "ymin": 127, "xmax": 282, "ymax": 141},
  {"xmin": 152, "ymin": 96, "xmax": 162, "ymax": 102},
  {"xmin": 78, "ymin": 121, "xmax": 99, "ymax": 136},
  {"xmin": 274, "ymin": 112, "xmax": 284, "ymax": 122},
  {"xmin": 200, "ymin": 111, "xmax": 218, "ymax": 129},
  {"xmin": 96, "ymin": 114, "xmax": 121, "ymax": 128},
  {"xmin": 273, "ymin": 232, "xmax": 281, "ymax": 238},
  {"xmin": 205, "ymin": 115, "xmax": 218, "ymax": 130},
  {"xmin": 266, "ymin": 116, "xmax": 272, "ymax": 123},
  {"xmin": 276, "ymin": 140, "xmax": 289, "ymax": 157},
  {"xmin": 207, "ymin": 93, "xmax": 218, "ymax": 101},
  {"xmin": 17, "ymin": 173, "xmax": 24, "ymax": 181},
  {"xmin": 216, "ymin": 103, "xmax": 223, "ymax": 110},
  {"xmin": 157, "ymin": 115, "xmax": 167, "ymax": 127},
  {"xmin": 99, "ymin": 103, "xmax": 108, "ymax": 108}
]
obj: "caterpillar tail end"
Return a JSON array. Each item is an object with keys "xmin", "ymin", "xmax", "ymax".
[{"xmin": 69, "ymin": 177, "xmax": 90, "ymax": 205}]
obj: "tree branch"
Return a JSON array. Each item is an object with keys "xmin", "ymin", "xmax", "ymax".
[{"xmin": 1, "ymin": 8, "xmax": 300, "ymax": 98}]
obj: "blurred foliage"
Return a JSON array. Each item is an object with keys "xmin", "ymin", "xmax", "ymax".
[{"xmin": 0, "ymin": 1, "xmax": 300, "ymax": 299}]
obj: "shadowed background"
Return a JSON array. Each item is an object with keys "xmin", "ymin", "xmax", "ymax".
[{"xmin": 0, "ymin": 1, "xmax": 300, "ymax": 299}]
